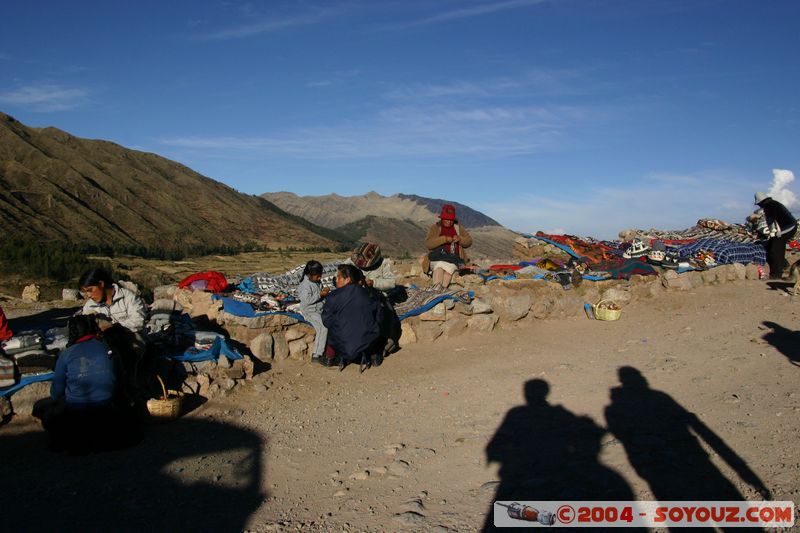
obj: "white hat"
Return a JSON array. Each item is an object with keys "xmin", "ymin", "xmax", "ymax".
[{"xmin": 754, "ymin": 191, "xmax": 769, "ymax": 204}]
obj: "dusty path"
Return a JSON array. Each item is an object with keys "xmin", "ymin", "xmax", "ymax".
[{"xmin": 3, "ymin": 279, "xmax": 799, "ymax": 532}]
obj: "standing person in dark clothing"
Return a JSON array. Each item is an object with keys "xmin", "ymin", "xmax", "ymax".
[
  {"xmin": 755, "ymin": 192, "xmax": 798, "ymax": 279},
  {"xmin": 321, "ymin": 264, "xmax": 384, "ymax": 371}
]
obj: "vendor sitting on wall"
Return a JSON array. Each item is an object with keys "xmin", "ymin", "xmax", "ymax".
[
  {"xmin": 79, "ymin": 267, "xmax": 147, "ymax": 389},
  {"xmin": 344, "ymin": 242, "xmax": 396, "ymax": 293}
]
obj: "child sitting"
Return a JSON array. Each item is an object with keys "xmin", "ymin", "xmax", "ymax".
[{"xmin": 297, "ymin": 260, "xmax": 330, "ymax": 364}]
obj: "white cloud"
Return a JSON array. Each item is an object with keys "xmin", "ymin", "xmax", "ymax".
[
  {"xmin": 200, "ymin": 5, "xmax": 341, "ymax": 40},
  {"xmin": 385, "ymin": 0, "xmax": 551, "ymax": 29},
  {"xmin": 161, "ymin": 102, "xmax": 586, "ymax": 158},
  {"xmin": 766, "ymin": 169, "xmax": 798, "ymax": 208},
  {"xmin": 481, "ymin": 171, "xmax": 781, "ymax": 240},
  {"xmin": 0, "ymin": 84, "xmax": 89, "ymax": 111}
]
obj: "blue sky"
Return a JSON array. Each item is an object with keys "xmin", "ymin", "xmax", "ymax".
[{"xmin": 1, "ymin": 0, "xmax": 799, "ymax": 239}]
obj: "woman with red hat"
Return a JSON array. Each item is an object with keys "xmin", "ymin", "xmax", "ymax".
[{"xmin": 422, "ymin": 203, "xmax": 473, "ymax": 288}]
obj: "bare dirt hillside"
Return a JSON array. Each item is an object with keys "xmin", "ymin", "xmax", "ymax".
[
  {"xmin": 0, "ymin": 112, "xmax": 342, "ymax": 250},
  {"xmin": 3, "ymin": 279, "xmax": 799, "ymax": 532},
  {"xmin": 263, "ymin": 191, "xmax": 520, "ymax": 259}
]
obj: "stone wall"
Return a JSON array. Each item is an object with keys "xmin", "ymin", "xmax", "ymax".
[{"xmin": 6, "ymin": 264, "xmax": 759, "ymax": 416}]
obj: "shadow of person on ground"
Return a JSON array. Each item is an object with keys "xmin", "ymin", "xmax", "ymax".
[
  {"xmin": 760, "ymin": 321, "xmax": 800, "ymax": 367},
  {"xmin": 482, "ymin": 379, "xmax": 638, "ymax": 532},
  {"xmin": 605, "ymin": 366, "xmax": 771, "ymax": 532},
  {"xmin": 2, "ymin": 416, "xmax": 266, "ymax": 533}
]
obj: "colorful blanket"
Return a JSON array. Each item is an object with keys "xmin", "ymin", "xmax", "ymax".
[
  {"xmin": 676, "ymin": 238, "xmax": 766, "ymax": 265},
  {"xmin": 623, "ymin": 222, "xmax": 760, "ymax": 245},
  {"xmin": 532, "ymin": 233, "xmax": 622, "ymax": 264},
  {"xmin": 238, "ymin": 262, "xmax": 341, "ymax": 297},
  {"xmin": 394, "ymin": 285, "xmax": 473, "ymax": 320}
]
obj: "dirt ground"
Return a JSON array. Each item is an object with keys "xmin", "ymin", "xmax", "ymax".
[{"xmin": 2, "ymin": 278, "xmax": 799, "ymax": 532}]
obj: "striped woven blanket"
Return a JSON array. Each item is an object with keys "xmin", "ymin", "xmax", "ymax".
[{"xmin": 238, "ymin": 262, "xmax": 341, "ymax": 297}]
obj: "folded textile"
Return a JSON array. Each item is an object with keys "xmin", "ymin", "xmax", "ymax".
[
  {"xmin": 2, "ymin": 332, "xmax": 44, "ymax": 352},
  {"xmin": 44, "ymin": 327, "xmax": 68, "ymax": 352},
  {"xmin": 623, "ymin": 222, "xmax": 760, "ymax": 245}
]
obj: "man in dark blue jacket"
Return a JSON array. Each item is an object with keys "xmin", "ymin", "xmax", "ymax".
[
  {"xmin": 755, "ymin": 192, "xmax": 798, "ymax": 279},
  {"xmin": 322, "ymin": 264, "xmax": 383, "ymax": 371}
]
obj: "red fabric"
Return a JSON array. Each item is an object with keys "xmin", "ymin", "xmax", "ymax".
[
  {"xmin": 439, "ymin": 224, "xmax": 460, "ymax": 256},
  {"xmin": 74, "ymin": 334, "xmax": 97, "ymax": 344},
  {"xmin": 178, "ymin": 271, "xmax": 228, "ymax": 294},
  {"xmin": 0, "ymin": 306, "xmax": 11, "ymax": 341},
  {"xmin": 439, "ymin": 204, "xmax": 456, "ymax": 220},
  {"xmin": 536, "ymin": 232, "xmax": 619, "ymax": 264},
  {"xmin": 489, "ymin": 264, "xmax": 523, "ymax": 271}
]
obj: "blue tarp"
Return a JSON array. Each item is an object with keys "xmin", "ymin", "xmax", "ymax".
[
  {"xmin": 163, "ymin": 336, "xmax": 244, "ymax": 363},
  {"xmin": 0, "ymin": 372, "xmax": 54, "ymax": 398},
  {"xmin": 212, "ymin": 295, "xmax": 307, "ymax": 323}
]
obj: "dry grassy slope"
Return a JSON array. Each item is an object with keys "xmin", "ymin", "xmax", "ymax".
[
  {"xmin": 0, "ymin": 113, "xmax": 338, "ymax": 250},
  {"xmin": 263, "ymin": 191, "xmax": 437, "ymax": 229},
  {"xmin": 263, "ymin": 191, "xmax": 519, "ymax": 258}
]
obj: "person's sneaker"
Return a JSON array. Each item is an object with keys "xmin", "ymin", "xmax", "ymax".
[
  {"xmin": 313, "ymin": 356, "xmax": 336, "ymax": 368},
  {"xmin": 382, "ymin": 338, "xmax": 397, "ymax": 358}
]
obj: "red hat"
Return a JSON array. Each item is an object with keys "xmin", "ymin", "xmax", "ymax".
[{"xmin": 439, "ymin": 204, "xmax": 456, "ymax": 220}]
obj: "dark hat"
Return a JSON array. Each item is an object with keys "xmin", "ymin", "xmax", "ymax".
[{"xmin": 439, "ymin": 204, "xmax": 456, "ymax": 220}]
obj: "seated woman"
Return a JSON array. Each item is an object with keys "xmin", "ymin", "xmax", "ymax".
[
  {"xmin": 321, "ymin": 264, "xmax": 384, "ymax": 371},
  {"xmin": 79, "ymin": 267, "xmax": 147, "ymax": 388},
  {"xmin": 44, "ymin": 315, "xmax": 138, "ymax": 452},
  {"xmin": 423, "ymin": 204, "xmax": 473, "ymax": 288},
  {"xmin": 345, "ymin": 242, "xmax": 396, "ymax": 293},
  {"xmin": 79, "ymin": 268, "xmax": 147, "ymax": 334}
]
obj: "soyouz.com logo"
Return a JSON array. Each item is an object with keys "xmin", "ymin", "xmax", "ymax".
[{"xmin": 493, "ymin": 501, "xmax": 795, "ymax": 528}]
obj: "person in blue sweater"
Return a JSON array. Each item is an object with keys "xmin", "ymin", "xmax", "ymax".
[
  {"xmin": 44, "ymin": 315, "xmax": 138, "ymax": 452},
  {"xmin": 321, "ymin": 264, "xmax": 384, "ymax": 371}
]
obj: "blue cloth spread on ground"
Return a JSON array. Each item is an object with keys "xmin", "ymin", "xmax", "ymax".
[
  {"xmin": 212, "ymin": 295, "xmax": 307, "ymax": 323},
  {"xmin": 397, "ymin": 291, "xmax": 475, "ymax": 321},
  {"xmin": 0, "ymin": 371, "xmax": 54, "ymax": 398},
  {"xmin": 164, "ymin": 336, "xmax": 243, "ymax": 363}
]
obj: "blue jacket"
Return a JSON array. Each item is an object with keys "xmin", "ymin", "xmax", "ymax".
[
  {"xmin": 51, "ymin": 337, "xmax": 117, "ymax": 406},
  {"xmin": 322, "ymin": 284, "xmax": 382, "ymax": 361}
]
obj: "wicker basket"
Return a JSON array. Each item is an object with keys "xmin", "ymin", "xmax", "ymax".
[
  {"xmin": 593, "ymin": 299, "xmax": 622, "ymax": 321},
  {"xmin": 146, "ymin": 375, "xmax": 183, "ymax": 421}
]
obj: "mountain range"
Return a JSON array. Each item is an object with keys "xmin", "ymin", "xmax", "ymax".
[
  {"xmin": 262, "ymin": 191, "xmax": 519, "ymax": 258},
  {"xmin": 0, "ymin": 112, "xmax": 517, "ymax": 259}
]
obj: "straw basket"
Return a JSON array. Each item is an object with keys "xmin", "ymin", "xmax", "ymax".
[
  {"xmin": 146, "ymin": 375, "xmax": 183, "ymax": 421},
  {"xmin": 593, "ymin": 299, "xmax": 622, "ymax": 321}
]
